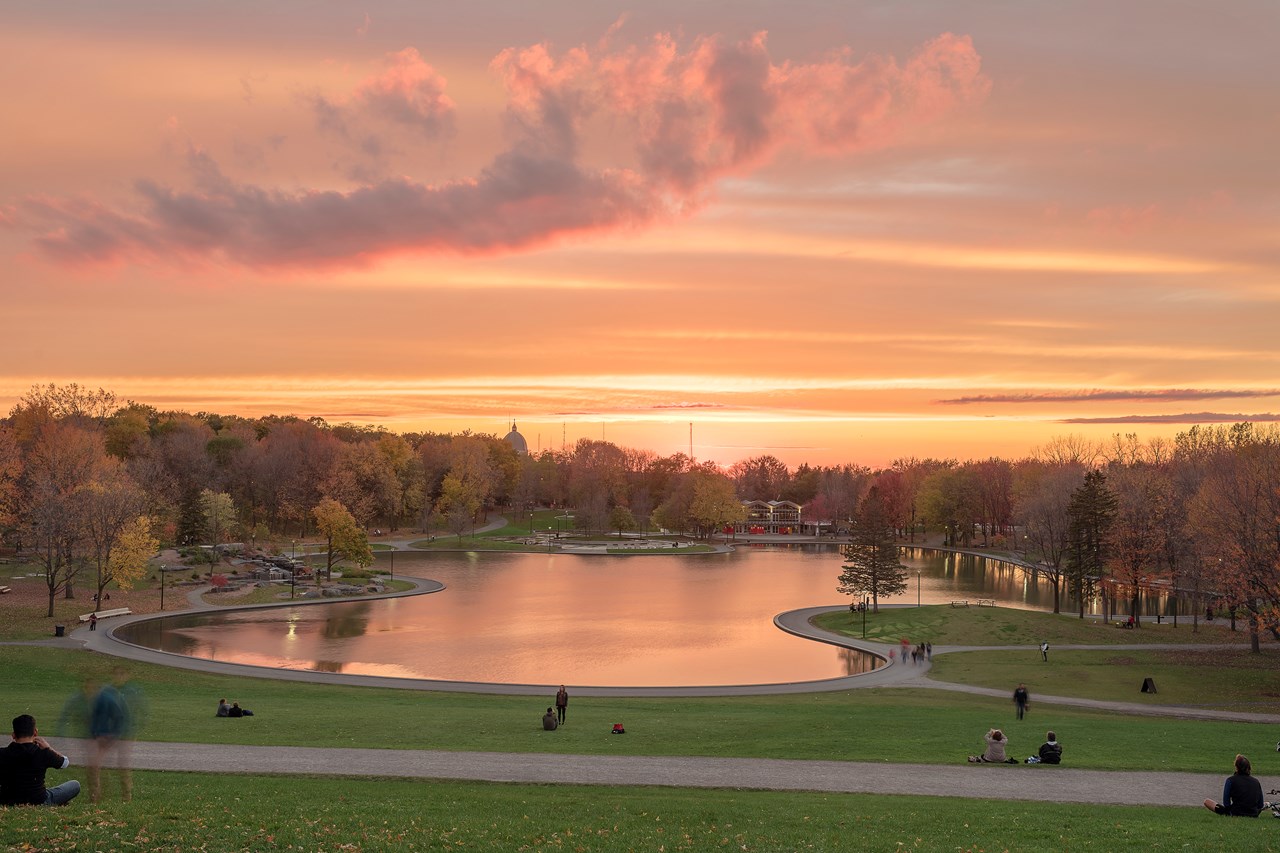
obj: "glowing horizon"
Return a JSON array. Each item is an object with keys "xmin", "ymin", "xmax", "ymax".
[{"xmin": 3, "ymin": 3, "xmax": 1277, "ymax": 468}]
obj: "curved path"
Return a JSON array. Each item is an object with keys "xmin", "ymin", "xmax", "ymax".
[
  {"xmin": 777, "ymin": 606, "xmax": 1280, "ymax": 724},
  {"xmin": 54, "ymin": 739, "xmax": 1276, "ymax": 809},
  {"xmin": 40, "ymin": 597, "xmax": 1279, "ymax": 724}
]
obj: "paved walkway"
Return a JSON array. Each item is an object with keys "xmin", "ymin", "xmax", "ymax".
[{"xmin": 55, "ymin": 739, "xmax": 1274, "ymax": 809}]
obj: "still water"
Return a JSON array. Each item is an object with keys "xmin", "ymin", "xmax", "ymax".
[{"xmin": 118, "ymin": 546, "xmax": 1084, "ymax": 687}]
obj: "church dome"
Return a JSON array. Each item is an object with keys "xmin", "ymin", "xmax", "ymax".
[{"xmin": 503, "ymin": 421, "xmax": 528, "ymax": 455}]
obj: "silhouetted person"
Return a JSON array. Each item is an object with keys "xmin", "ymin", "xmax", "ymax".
[{"xmin": 0, "ymin": 714, "xmax": 80, "ymax": 806}]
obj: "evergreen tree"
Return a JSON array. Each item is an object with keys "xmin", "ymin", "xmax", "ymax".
[
  {"xmin": 1066, "ymin": 470, "xmax": 1117, "ymax": 618},
  {"xmin": 838, "ymin": 487, "xmax": 908, "ymax": 612}
]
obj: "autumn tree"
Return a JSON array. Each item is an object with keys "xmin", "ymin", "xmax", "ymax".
[
  {"xmin": 729, "ymin": 455, "xmax": 790, "ymax": 500},
  {"xmin": 1013, "ymin": 461, "xmax": 1084, "ymax": 613},
  {"xmin": 919, "ymin": 464, "xmax": 976, "ymax": 546},
  {"xmin": 377, "ymin": 434, "xmax": 424, "ymax": 531},
  {"xmin": 199, "ymin": 489, "xmax": 238, "ymax": 563},
  {"xmin": 1105, "ymin": 464, "xmax": 1166, "ymax": 627},
  {"xmin": 325, "ymin": 440, "xmax": 399, "ymax": 529},
  {"xmin": 0, "ymin": 426, "xmax": 20, "ymax": 536},
  {"xmin": 80, "ymin": 468, "xmax": 146, "ymax": 609},
  {"xmin": 838, "ymin": 487, "xmax": 908, "ymax": 612},
  {"xmin": 312, "ymin": 497, "xmax": 373, "ymax": 581},
  {"xmin": 609, "ymin": 505, "xmax": 637, "ymax": 538},
  {"xmin": 107, "ymin": 515, "xmax": 160, "ymax": 595},
  {"xmin": 436, "ymin": 472, "xmax": 481, "ymax": 543},
  {"xmin": 1185, "ymin": 424, "xmax": 1280, "ymax": 651},
  {"xmin": 688, "ymin": 472, "xmax": 746, "ymax": 539},
  {"xmin": 21, "ymin": 423, "xmax": 107, "ymax": 615}
]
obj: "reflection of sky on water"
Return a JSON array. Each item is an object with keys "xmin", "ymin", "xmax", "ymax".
[{"xmin": 121, "ymin": 546, "xmax": 1114, "ymax": 687}]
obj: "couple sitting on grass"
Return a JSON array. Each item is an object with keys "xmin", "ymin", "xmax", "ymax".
[{"xmin": 968, "ymin": 729, "xmax": 1061, "ymax": 765}]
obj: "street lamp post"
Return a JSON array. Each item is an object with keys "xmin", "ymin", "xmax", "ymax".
[
  {"xmin": 159, "ymin": 565, "xmax": 165, "ymax": 611},
  {"xmin": 861, "ymin": 596, "xmax": 867, "ymax": 639},
  {"xmin": 917, "ymin": 571, "xmax": 921, "ymax": 607},
  {"xmin": 291, "ymin": 540, "xmax": 297, "ymax": 599}
]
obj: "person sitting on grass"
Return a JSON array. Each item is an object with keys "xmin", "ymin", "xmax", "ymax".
[
  {"xmin": 542, "ymin": 708, "xmax": 558, "ymax": 731},
  {"xmin": 216, "ymin": 699, "xmax": 231, "ymax": 718},
  {"xmin": 1203, "ymin": 754, "xmax": 1267, "ymax": 817},
  {"xmin": 969, "ymin": 729, "xmax": 1011, "ymax": 763},
  {"xmin": 1033, "ymin": 732, "xmax": 1062, "ymax": 764},
  {"xmin": 0, "ymin": 714, "xmax": 81, "ymax": 806}
]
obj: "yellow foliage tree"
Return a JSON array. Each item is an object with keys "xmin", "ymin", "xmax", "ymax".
[{"xmin": 109, "ymin": 515, "xmax": 160, "ymax": 593}]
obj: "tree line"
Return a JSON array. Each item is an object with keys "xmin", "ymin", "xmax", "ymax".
[{"xmin": 1, "ymin": 384, "xmax": 1276, "ymax": 647}]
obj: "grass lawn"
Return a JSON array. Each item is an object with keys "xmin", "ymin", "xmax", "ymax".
[
  {"xmin": 0, "ymin": 569, "xmax": 195, "ymax": 641},
  {"xmin": 6, "ymin": 648, "xmax": 1278, "ymax": 775},
  {"xmin": 929, "ymin": 647, "xmax": 1280, "ymax": 710},
  {"xmin": 813, "ymin": 604, "xmax": 1251, "ymax": 646},
  {"xmin": 2, "ymin": 772, "xmax": 1276, "ymax": 852}
]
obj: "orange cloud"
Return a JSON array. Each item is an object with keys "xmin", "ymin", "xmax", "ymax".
[{"xmin": 10, "ymin": 30, "xmax": 988, "ymax": 270}]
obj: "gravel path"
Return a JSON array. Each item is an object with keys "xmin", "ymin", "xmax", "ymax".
[{"xmin": 55, "ymin": 739, "xmax": 1273, "ymax": 809}]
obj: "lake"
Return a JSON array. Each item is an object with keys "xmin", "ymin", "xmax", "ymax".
[{"xmin": 117, "ymin": 545, "xmax": 1106, "ymax": 687}]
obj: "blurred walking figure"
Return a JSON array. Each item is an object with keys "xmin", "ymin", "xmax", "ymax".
[
  {"xmin": 57, "ymin": 679, "xmax": 97, "ymax": 740},
  {"xmin": 89, "ymin": 668, "xmax": 146, "ymax": 803}
]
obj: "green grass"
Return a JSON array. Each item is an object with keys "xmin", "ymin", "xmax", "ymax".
[
  {"xmin": 814, "ymin": 604, "xmax": 1250, "ymax": 646},
  {"xmin": 2, "ymin": 772, "xmax": 1276, "ymax": 852},
  {"xmin": 929, "ymin": 647, "xmax": 1280, "ymax": 710},
  {"xmin": 7, "ymin": 649, "xmax": 1278, "ymax": 774},
  {"xmin": 475, "ymin": 508, "xmax": 566, "ymax": 537}
]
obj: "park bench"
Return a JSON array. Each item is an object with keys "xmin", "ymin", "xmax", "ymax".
[
  {"xmin": 976, "ymin": 598, "xmax": 995, "ymax": 607},
  {"xmin": 79, "ymin": 607, "xmax": 131, "ymax": 622},
  {"xmin": 950, "ymin": 600, "xmax": 969, "ymax": 607}
]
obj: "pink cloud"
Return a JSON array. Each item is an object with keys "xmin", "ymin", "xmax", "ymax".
[
  {"xmin": 312, "ymin": 47, "xmax": 455, "ymax": 141},
  {"xmin": 10, "ymin": 31, "xmax": 988, "ymax": 270}
]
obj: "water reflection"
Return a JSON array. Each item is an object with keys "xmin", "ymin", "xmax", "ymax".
[{"xmin": 119, "ymin": 545, "xmax": 1173, "ymax": 687}]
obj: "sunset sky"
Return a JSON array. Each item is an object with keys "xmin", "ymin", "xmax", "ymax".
[{"xmin": 3, "ymin": 2, "xmax": 1277, "ymax": 467}]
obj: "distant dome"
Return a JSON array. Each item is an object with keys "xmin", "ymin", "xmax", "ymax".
[{"xmin": 504, "ymin": 421, "xmax": 528, "ymax": 455}]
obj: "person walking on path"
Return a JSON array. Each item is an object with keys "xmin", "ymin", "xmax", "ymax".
[
  {"xmin": 1013, "ymin": 684, "xmax": 1030, "ymax": 720},
  {"xmin": 1040, "ymin": 641, "xmax": 1048, "ymax": 661},
  {"xmin": 555, "ymin": 686, "xmax": 568, "ymax": 725},
  {"xmin": 89, "ymin": 613, "xmax": 97, "ymax": 631},
  {"xmin": 1203, "ymin": 754, "xmax": 1267, "ymax": 817},
  {"xmin": 0, "ymin": 714, "xmax": 81, "ymax": 806}
]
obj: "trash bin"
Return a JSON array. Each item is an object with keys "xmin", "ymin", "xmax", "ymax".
[{"xmin": 54, "ymin": 625, "xmax": 65, "ymax": 638}]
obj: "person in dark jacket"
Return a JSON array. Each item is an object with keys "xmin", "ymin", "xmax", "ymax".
[
  {"xmin": 555, "ymin": 686, "xmax": 568, "ymax": 725},
  {"xmin": 1038, "ymin": 732, "xmax": 1063, "ymax": 764},
  {"xmin": 1013, "ymin": 684, "xmax": 1030, "ymax": 720},
  {"xmin": 0, "ymin": 714, "xmax": 81, "ymax": 806},
  {"xmin": 542, "ymin": 708, "xmax": 558, "ymax": 731},
  {"xmin": 1203, "ymin": 754, "xmax": 1266, "ymax": 816}
]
